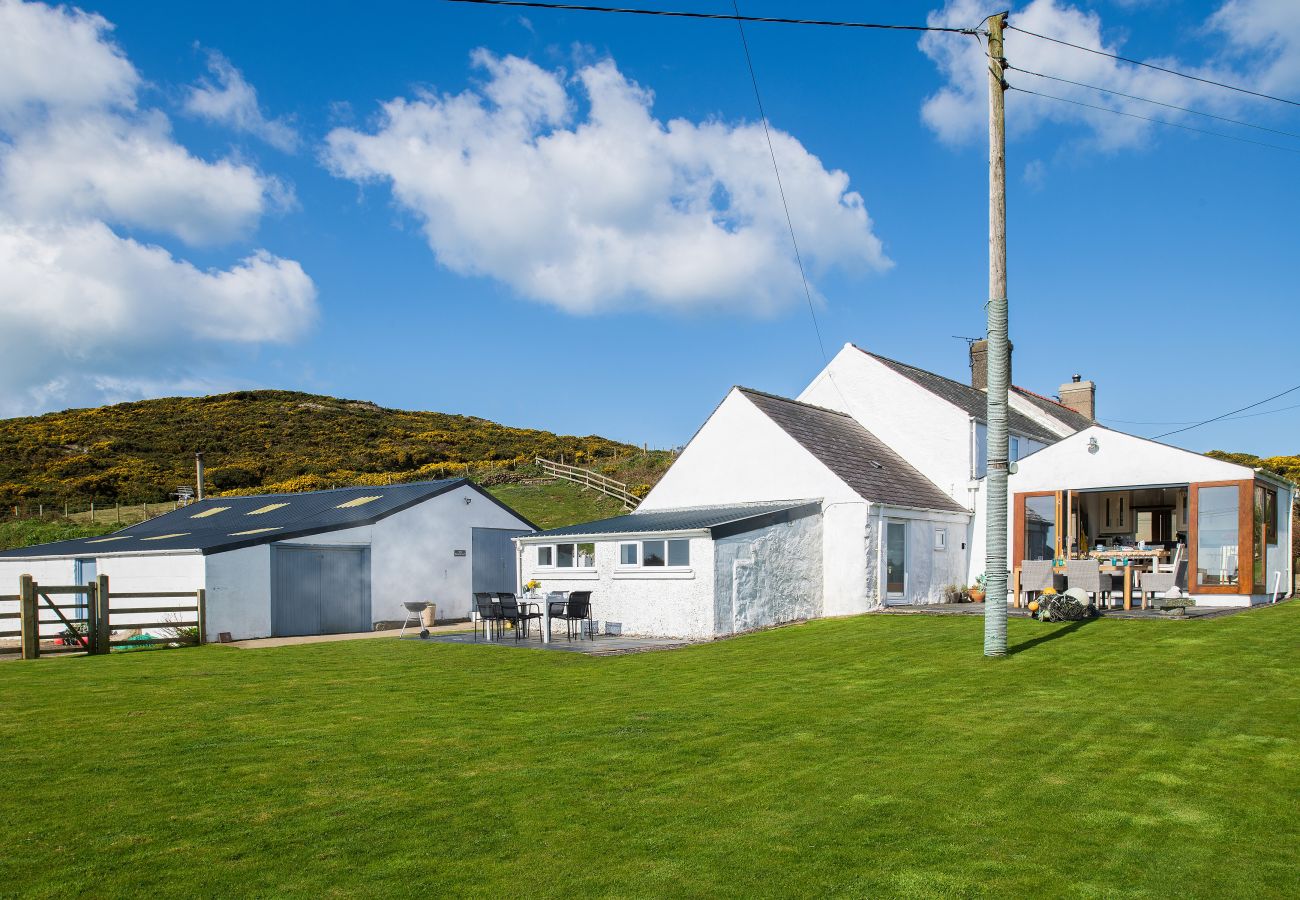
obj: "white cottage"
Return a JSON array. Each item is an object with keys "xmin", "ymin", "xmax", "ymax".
[
  {"xmin": 0, "ymin": 479, "xmax": 535, "ymax": 640},
  {"xmin": 521, "ymin": 342, "xmax": 1294, "ymax": 639}
]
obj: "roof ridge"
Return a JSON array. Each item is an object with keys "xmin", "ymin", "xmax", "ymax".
[
  {"xmin": 735, "ymin": 385, "xmax": 853, "ymax": 419},
  {"xmin": 853, "ymin": 345, "xmax": 981, "ymax": 396},
  {"xmin": 210, "ymin": 477, "xmax": 462, "ymax": 501},
  {"xmin": 1012, "ymin": 384, "xmax": 1071, "ymax": 411}
]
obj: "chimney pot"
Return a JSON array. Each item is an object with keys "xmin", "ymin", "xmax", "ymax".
[{"xmin": 1072, "ymin": 374, "xmax": 1081, "ymax": 383}]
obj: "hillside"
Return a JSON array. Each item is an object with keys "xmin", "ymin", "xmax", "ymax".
[{"xmin": 0, "ymin": 390, "xmax": 671, "ymax": 508}]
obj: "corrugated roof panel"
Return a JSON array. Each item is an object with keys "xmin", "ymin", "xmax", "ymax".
[
  {"xmin": 526, "ymin": 501, "xmax": 820, "ymax": 539},
  {"xmin": 0, "ymin": 479, "xmax": 536, "ymax": 559}
]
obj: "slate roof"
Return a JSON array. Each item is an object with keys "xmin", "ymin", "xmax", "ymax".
[
  {"xmin": 858, "ymin": 348, "xmax": 1064, "ymax": 444},
  {"xmin": 1012, "ymin": 386, "xmax": 1094, "ymax": 431},
  {"xmin": 738, "ymin": 388, "xmax": 969, "ymax": 514},
  {"xmin": 524, "ymin": 501, "xmax": 822, "ymax": 540},
  {"xmin": 0, "ymin": 479, "xmax": 535, "ymax": 559}
]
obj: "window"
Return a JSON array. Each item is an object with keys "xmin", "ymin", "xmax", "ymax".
[
  {"xmin": 934, "ymin": 528, "xmax": 947, "ymax": 551},
  {"xmin": 619, "ymin": 543, "xmax": 638, "ymax": 566},
  {"xmin": 1009, "ymin": 436, "xmax": 1020, "ymax": 461},
  {"xmin": 537, "ymin": 546, "xmax": 553, "ymax": 567},
  {"xmin": 556, "ymin": 543, "xmax": 574, "ymax": 567},
  {"xmin": 1196, "ymin": 485, "xmax": 1239, "ymax": 588},
  {"xmin": 974, "ymin": 422, "xmax": 1032, "ymax": 477},
  {"xmin": 577, "ymin": 542, "xmax": 595, "ymax": 568},
  {"xmin": 1261, "ymin": 486, "xmax": 1278, "ymax": 545},
  {"xmin": 667, "ymin": 539, "xmax": 690, "ymax": 566},
  {"xmin": 642, "ymin": 540, "xmax": 666, "ymax": 566},
  {"xmin": 1023, "ymin": 495, "xmax": 1056, "ymax": 562}
]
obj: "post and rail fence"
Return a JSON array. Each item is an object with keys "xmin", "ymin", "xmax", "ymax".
[
  {"xmin": 0, "ymin": 574, "xmax": 205, "ymax": 660},
  {"xmin": 535, "ymin": 456, "xmax": 641, "ymax": 510}
]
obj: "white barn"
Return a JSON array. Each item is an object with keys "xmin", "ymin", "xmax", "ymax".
[{"xmin": 0, "ymin": 479, "xmax": 535, "ymax": 640}]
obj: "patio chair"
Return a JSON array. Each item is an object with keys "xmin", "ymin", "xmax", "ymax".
[
  {"xmin": 552, "ymin": 591, "xmax": 593, "ymax": 641},
  {"xmin": 496, "ymin": 593, "xmax": 541, "ymax": 642},
  {"xmin": 1065, "ymin": 559, "xmax": 1109, "ymax": 609},
  {"xmin": 1017, "ymin": 560, "xmax": 1054, "ymax": 608},
  {"xmin": 545, "ymin": 592, "xmax": 567, "ymax": 641},
  {"xmin": 1138, "ymin": 556, "xmax": 1188, "ymax": 613},
  {"xmin": 473, "ymin": 593, "xmax": 502, "ymax": 642}
]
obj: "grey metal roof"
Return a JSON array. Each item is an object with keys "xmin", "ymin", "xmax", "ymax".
[
  {"xmin": 524, "ymin": 501, "xmax": 821, "ymax": 540},
  {"xmin": 738, "ymin": 389, "xmax": 969, "ymax": 514},
  {"xmin": 859, "ymin": 348, "xmax": 1063, "ymax": 444},
  {"xmin": 0, "ymin": 479, "xmax": 536, "ymax": 559},
  {"xmin": 1012, "ymin": 386, "xmax": 1094, "ymax": 431}
]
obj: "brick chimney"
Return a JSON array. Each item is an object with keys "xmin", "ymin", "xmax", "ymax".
[
  {"xmin": 1058, "ymin": 374, "xmax": 1096, "ymax": 420},
  {"xmin": 969, "ymin": 339, "xmax": 1012, "ymax": 391}
]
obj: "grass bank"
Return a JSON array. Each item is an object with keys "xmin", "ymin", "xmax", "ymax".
[{"xmin": 1, "ymin": 606, "xmax": 1296, "ymax": 896}]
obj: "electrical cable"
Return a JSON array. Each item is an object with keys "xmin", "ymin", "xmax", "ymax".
[{"xmin": 1007, "ymin": 23, "xmax": 1300, "ymax": 108}]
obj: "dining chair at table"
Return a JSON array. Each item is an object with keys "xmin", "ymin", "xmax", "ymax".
[
  {"xmin": 496, "ymin": 592, "xmax": 541, "ymax": 642},
  {"xmin": 553, "ymin": 591, "xmax": 594, "ymax": 641},
  {"xmin": 1065, "ymin": 559, "xmax": 1110, "ymax": 609},
  {"xmin": 1018, "ymin": 560, "xmax": 1054, "ymax": 609},
  {"xmin": 473, "ymin": 593, "xmax": 502, "ymax": 642}
]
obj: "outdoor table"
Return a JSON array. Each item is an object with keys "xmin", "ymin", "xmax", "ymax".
[
  {"xmin": 1089, "ymin": 549, "xmax": 1168, "ymax": 610},
  {"xmin": 523, "ymin": 594, "xmax": 551, "ymax": 644}
]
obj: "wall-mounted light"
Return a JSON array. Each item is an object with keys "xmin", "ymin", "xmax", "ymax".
[
  {"xmin": 1087, "ymin": 436, "xmax": 1100, "ymax": 454},
  {"xmin": 464, "ymin": 496, "xmax": 472, "ymax": 505}
]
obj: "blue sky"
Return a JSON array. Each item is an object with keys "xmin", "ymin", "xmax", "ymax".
[{"xmin": 1, "ymin": 0, "xmax": 1297, "ymax": 457}]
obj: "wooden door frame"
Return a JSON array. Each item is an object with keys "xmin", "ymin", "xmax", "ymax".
[{"xmin": 1188, "ymin": 480, "xmax": 1253, "ymax": 595}]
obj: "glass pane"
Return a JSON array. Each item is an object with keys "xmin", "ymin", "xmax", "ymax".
[
  {"xmin": 1010, "ymin": 436, "xmax": 1020, "ymax": 461},
  {"xmin": 537, "ymin": 546, "xmax": 552, "ymax": 566},
  {"xmin": 886, "ymin": 523, "xmax": 905, "ymax": 594},
  {"xmin": 1023, "ymin": 495, "xmax": 1056, "ymax": 561},
  {"xmin": 556, "ymin": 543, "xmax": 574, "ymax": 567},
  {"xmin": 975, "ymin": 422, "xmax": 988, "ymax": 478},
  {"xmin": 1264, "ymin": 489, "xmax": 1278, "ymax": 544},
  {"xmin": 619, "ymin": 543, "xmax": 637, "ymax": 565},
  {"xmin": 642, "ymin": 540, "xmax": 665, "ymax": 566},
  {"xmin": 577, "ymin": 543, "xmax": 595, "ymax": 568},
  {"xmin": 1253, "ymin": 486, "xmax": 1265, "ymax": 588},
  {"xmin": 667, "ymin": 539, "xmax": 690, "ymax": 566},
  {"xmin": 1197, "ymin": 486, "xmax": 1239, "ymax": 587}
]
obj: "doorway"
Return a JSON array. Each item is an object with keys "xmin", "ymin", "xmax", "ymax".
[{"xmin": 885, "ymin": 521, "xmax": 907, "ymax": 603}]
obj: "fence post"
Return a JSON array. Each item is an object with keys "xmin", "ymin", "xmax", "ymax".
[
  {"xmin": 19, "ymin": 575, "xmax": 38, "ymax": 660},
  {"xmin": 95, "ymin": 574, "xmax": 111, "ymax": 653},
  {"xmin": 196, "ymin": 589, "xmax": 207, "ymax": 645}
]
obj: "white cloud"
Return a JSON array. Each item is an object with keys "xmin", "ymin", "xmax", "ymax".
[
  {"xmin": 185, "ymin": 50, "xmax": 300, "ymax": 152},
  {"xmin": 325, "ymin": 50, "xmax": 889, "ymax": 315},
  {"xmin": 0, "ymin": 0, "xmax": 315, "ymax": 414},
  {"xmin": 919, "ymin": 0, "xmax": 1300, "ymax": 150}
]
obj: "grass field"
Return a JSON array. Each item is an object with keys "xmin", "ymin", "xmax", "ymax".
[
  {"xmin": 2, "ymin": 606, "xmax": 1297, "ymax": 897},
  {"xmin": 486, "ymin": 480, "xmax": 628, "ymax": 529},
  {"xmin": 0, "ymin": 518, "xmax": 118, "ymax": 552}
]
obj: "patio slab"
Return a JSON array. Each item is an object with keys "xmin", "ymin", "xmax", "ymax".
[{"xmin": 424, "ymin": 631, "xmax": 693, "ymax": 654}]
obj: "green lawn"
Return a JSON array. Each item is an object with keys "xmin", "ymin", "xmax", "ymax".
[
  {"xmin": 486, "ymin": 479, "xmax": 628, "ymax": 529},
  {"xmin": 2, "ymin": 607, "xmax": 1297, "ymax": 897}
]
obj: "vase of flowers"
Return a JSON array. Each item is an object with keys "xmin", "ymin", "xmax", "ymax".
[{"xmin": 524, "ymin": 579, "xmax": 541, "ymax": 598}]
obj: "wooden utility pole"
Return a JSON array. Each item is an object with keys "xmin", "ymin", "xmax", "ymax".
[{"xmin": 984, "ymin": 11, "xmax": 1011, "ymax": 657}]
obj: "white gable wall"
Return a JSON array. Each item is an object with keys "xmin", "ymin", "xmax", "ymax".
[
  {"xmin": 640, "ymin": 388, "xmax": 869, "ymax": 616},
  {"xmin": 797, "ymin": 346, "xmax": 975, "ymax": 507}
]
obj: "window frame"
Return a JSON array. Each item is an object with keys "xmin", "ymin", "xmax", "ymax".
[
  {"xmin": 1188, "ymin": 480, "xmax": 1253, "ymax": 595},
  {"xmin": 613, "ymin": 536, "xmax": 693, "ymax": 572}
]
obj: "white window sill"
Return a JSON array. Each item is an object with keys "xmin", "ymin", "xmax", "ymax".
[
  {"xmin": 613, "ymin": 569, "xmax": 695, "ymax": 580},
  {"xmin": 536, "ymin": 569, "xmax": 599, "ymax": 580}
]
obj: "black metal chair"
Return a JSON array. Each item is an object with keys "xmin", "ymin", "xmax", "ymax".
[
  {"xmin": 473, "ymin": 593, "xmax": 502, "ymax": 642},
  {"xmin": 553, "ymin": 591, "xmax": 593, "ymax": 641},
  {"xmin": 496, "ymin": 593, "xmax": 541, "ymax": 642}
]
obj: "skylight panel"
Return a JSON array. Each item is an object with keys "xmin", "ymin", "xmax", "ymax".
[
  {"xmin": 190, "ymin": 506, "xmax": 231, "ymax": 519},
  {"xmin": 230, "ymin": 527, "xmax": 282, "ymax": 536},
  {"xmin": 85, "ymin": 535, "xmax": 132, "ymax": 544},
  {"xmin": 246, "ymin": 503, "xmax": 289, "ymax": 515},
  {"xmin": 336, "ymin": 495, "xmax": 383, "ymax": 509},
  {"xmin": 141, "ymin": 533, "xmax": 190, "ymax": 541}
]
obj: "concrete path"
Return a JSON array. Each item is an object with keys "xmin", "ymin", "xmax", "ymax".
[{"xmin": 219, "ymin": 623, "xmax": 470, "ymax": 649}]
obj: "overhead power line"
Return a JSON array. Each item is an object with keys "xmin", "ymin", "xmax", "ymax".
[
  {"xmin": 1007, "ymin": 24, "xmax": 1300, "ymax": 109},
  {"xmin": 1104, "ymin": 400, "xmax": 1300, "ymax": 427},
  {"xmin": 1008, "ymin": 65, "xmax": 1300, "ymax": 141},
  {"xmin": 1150, "ymin": 384, "xmax": 1300, "ymax": 440},
  {"xmin": 729, "ymin": 0, "xmax": 827, "ymax": 364},
  {"xmin": 443, "ymin": 0, "xmax": 980, "ymax": 33},
  {"xmin": 1008, "ymin": 84, "xmax": 1300, "ymax": 155}
]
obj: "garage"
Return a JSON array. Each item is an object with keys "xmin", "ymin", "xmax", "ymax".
[
  {"xmin": 271, "ymin": 545, "xmax": 371, "ymax": 636},
  {"xmin": 0, "ymin": 478, "xmax": 537, "ymax": 641}
]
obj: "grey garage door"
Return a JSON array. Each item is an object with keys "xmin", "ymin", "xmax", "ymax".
[
  {"xmin": 271, "ymin": 545, "xmax": 371, "ymax": 637},
  {"xmin": 472, "ymin": 528, "xmax": 530, "ymax": 594}
]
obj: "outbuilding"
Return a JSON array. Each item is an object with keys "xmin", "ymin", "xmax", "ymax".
[{"xmin": 0, "ymin": 479, "xmax": 535, "ymax": 640}]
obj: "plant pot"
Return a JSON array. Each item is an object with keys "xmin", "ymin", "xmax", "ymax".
[{"xmin": 968, "ymin": 589, "xmax": 986, "ymax": 603}]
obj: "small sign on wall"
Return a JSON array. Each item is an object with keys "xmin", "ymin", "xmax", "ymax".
[{"xmin": 453, "ymin": 549, "xmax": 467, "ymax": 557}]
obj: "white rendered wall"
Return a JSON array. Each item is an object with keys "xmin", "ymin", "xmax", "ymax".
[
  {"xmin": 713, "ymin": 512, "xmax": 823, "ymax": 633},
  {"xmin": 0, "ymin": 558, "xmax": 77, "ymax": 639},
  {"xmin": 872, "ymin": 507, "xmax": 971, "ymax": 605},
  {"xmin": 798, "ymin": 346, "xmax": 975, "ymax": 506},
  {"xmin": 517, "ymin": 535, "xmax": 716, "ymax": 638},
  {"xmin": 204, "ymin": 545, "xmax": 272, "ymax": 640},
  {"xmin": 98, "ymin": 553, "xmax": 205, "ymax": 635}
]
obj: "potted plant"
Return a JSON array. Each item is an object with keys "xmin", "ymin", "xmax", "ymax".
[
  {"xmin": 942, "ymin": 583, "xmax": 968, "ymax": 604},
  {"xmin": 523, "ymin": 579, "xmax": 541, "ymax": 598},
  {"xmin": 968, "ymin": 573, "xmax": 987, "ymax": 604}
]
